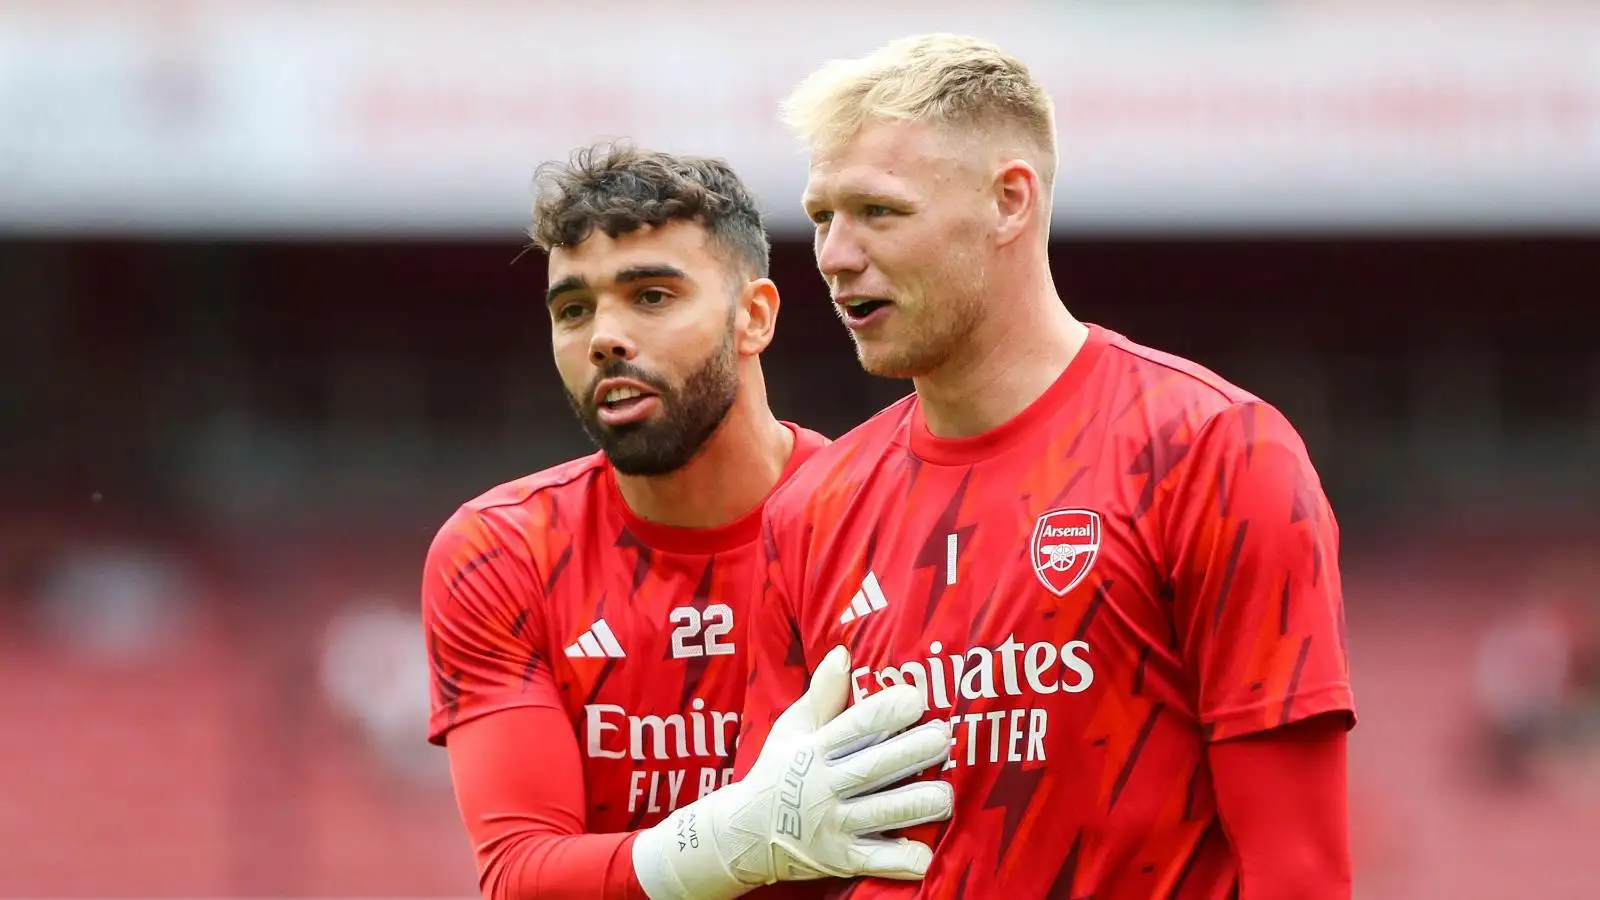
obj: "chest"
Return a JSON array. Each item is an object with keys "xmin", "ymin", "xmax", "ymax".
[
  {"xmin": 802, "ymin": 450, "xmax": 1179, "ymax": 718},
  {"xmin": 541, "ymin": 539, "xmax": 761, "ymax": 716}
]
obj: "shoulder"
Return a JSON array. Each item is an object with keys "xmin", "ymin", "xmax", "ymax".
[
  {"xmin": 1101, "ymin": 328, "xmax": 1259, "ymax": 415},
  {"xmin": 767, "ymin": 396, "xmax": 916, "ymax": 522},
  {"xmin": 786, "ymin": 423, "xmax": 833, "ymax": 460},
  {"xmin": 1099, "ymin": 335, "xmax": 1322, "ymax": 508},
  {"xmin": 1096, "ymin": 328, "xmax": 1314, "ymax": 454},
  {"xmin": 458, "ymin": 452, "xmax": 607, "ymax": 521},
  {"xmin": 426, "ymin": 452, "xmax": 608, "ymax": 572},
  {"xmin": 423, "ymin": 454, "xmax": 612, "ymax": 633}
]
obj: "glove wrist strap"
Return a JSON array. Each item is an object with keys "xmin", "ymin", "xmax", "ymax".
[{"xmin": 632, "ymin": 800, "xmax": 752, "ymax": 900}]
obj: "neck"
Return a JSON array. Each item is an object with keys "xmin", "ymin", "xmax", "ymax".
[
  {"xmin": 613, "ymin": 378, "xmax": 794, "ymax": 530},
  {"xmin": 914, "ymin": 258, "xmax": 1088, "ymax": 439}
]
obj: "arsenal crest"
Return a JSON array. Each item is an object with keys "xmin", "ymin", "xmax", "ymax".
[{"xmin": 1031, "ymin": 508, "xmax": 1102, "ymax": 596}]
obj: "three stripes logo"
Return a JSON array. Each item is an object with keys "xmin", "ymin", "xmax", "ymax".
[
  {"xmin": 839, "ymin": 571, "xmax": 890, "ymax": 624},
  {"xmin": 565, "ymin": 618, "xmax": 626, "ymax": 658}
]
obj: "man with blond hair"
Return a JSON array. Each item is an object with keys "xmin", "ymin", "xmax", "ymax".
[{"xmin": 736, "ymin": 34, "xmax": 1357, "ymax": 899}]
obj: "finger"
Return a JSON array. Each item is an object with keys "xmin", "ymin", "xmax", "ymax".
[
  {"xmin": 828, "ymin": 719, "xmax": 952, "ymax": 798},
  {"xmin": 843, "ymin": 836, "xmax": 936, "ymax": 880},
  {"xmin": 838, "ymin": 780, "xmax": 954, "ymax": 835},
  {"xmin": 777, "ymin": 645, "xmax": 852, "ymax": 732},
  {"xmin": 814, "ymin": 682, "xmax": 927, "ymax": 756}
]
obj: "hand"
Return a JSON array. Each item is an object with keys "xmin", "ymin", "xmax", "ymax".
[{"xmin": 631, "ymin": 645, "xmax": 954, "ymax": 900}]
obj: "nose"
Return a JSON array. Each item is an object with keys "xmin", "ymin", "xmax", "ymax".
[
  {"xmin": 815, "ymin": 217, "xmax": 868, "ymax": 281},
  {"xmin": 587, "ymin": 307, "xmax": 638, "ymax": 366}
]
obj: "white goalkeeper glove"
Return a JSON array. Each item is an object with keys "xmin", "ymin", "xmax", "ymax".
[{"xmin": 631, "ymin": 644, "xmax": 954, "ymax": 900}]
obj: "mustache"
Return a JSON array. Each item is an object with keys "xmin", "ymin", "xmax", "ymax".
[{"xmin": 583, "ymin": 361, "xmax": 672, "ymax": 405}]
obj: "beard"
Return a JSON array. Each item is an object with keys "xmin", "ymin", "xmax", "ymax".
[
  {"xmin": 566, "ymin": 326, "xmax": 739, "ymax": 476},
  {"xmin": 852, "ymin": 252, "xmax": 988, "ymax": 379}
]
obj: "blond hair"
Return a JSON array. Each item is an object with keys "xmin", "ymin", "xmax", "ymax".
[{"xmin": 780, "ymin": 33, "xmax": 1057, "ymax": 184}]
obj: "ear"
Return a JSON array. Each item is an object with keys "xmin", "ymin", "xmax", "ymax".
[
  {"xmin": 736, "ymin": 277, "xmax": 781, "ymax": 355},
  {"xmin": 993, "ymin": 159, "xmax": 1042, "ymax": 246}
]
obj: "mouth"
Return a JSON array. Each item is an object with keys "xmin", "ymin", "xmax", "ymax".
[
  {"xmin": 837, "ymin": 296, "xmax": 894, "ymax": 329},
  {"xmin": 593, "ymin": 380, "xmax": 661, "ymax": 427}
]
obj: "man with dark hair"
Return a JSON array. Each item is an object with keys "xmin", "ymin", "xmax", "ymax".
[{"xmin": 422, "ymin": 144, "xmax": 954, "ymax": 900}]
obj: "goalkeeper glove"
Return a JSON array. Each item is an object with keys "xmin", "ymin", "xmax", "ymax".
[{"xmin": 631, "ymin": 644, "xmax": 953, "ymax": 900}]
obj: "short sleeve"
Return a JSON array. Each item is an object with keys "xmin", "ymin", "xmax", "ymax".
[
  {"xmin": 422, "ymin": 507, "xmax": 563, "ymax": 745},
  {"xmin": 1165, "ymin": 401, "xmax": 1356, "ymax": 742},
  {"xmin": 733, "ymin": 510, "xmax": 814, "ymax": 780}
]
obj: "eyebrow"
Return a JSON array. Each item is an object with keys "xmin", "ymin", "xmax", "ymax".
[
  {"xmin": 802, "ymin": 188, "xmax": 910, "ymax": 211},
  {"xmin": 545, "ymin": 274, "xmax": 588, "ymax": 307},
  {"xmin": 544, "ymin": 264, "xmax": 689, "ymax": 307},
  {"xmin": 615, "ymin": 264, "xmax": 688, "ymax": 284}
]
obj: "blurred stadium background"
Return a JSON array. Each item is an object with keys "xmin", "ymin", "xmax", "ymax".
[{"xmin": 2, "ymin": 1, "xmax": 1598, "ymax": 897}]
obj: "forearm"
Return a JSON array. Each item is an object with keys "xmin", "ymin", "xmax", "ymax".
[
  {"xmin": 1209, "ymin": 713, "xmax": 1353, "ymax": 900},
  {"xmin": 446, "ymin": 707, "xmax": 649, "ymax": 900},
  {"xmin": 478, "ymin": 827, "xmax": 646, "ymax": 900}
]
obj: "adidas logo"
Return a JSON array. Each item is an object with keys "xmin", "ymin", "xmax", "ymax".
[
  {"xmin": 565, "ymin": 619, "xmax": 626, "ymax": 658},
  {"xmin": 839, "ymin": 571, "xmax": 890, "ymax": 624}
]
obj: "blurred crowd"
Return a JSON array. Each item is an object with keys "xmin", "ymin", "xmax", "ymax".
[{"xmin": 4, "ymin": 515, "xmax": 1599, "ymax": 897}]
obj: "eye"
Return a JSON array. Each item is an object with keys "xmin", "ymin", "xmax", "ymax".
[
  {"xmin": 863, "ymin": 204, "xmax": 893, "ymax": 218},
  {"xmin": 638, "ymin": 288, "xmax": 671, "ymax": 306},
  {"xmin": 554, "ymin": 301, "xmax": 588, "ymax": 321},
  {"xmin": 810, "ymin": 209, "xmax": 834, "ymax": 226}
]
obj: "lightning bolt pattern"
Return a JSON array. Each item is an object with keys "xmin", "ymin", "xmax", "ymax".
[
  {"xmin": 420, "ymin": 428, "xmax": 833, "ymax": 835},
  {"xmin": 752, "ymin": 327, "xmax": 1355, "ymax": 900}
]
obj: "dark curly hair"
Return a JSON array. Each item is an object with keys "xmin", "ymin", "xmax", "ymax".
[{"xmin": 528, "ymin": 143, "xmax": 770, "ymax": 278}]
